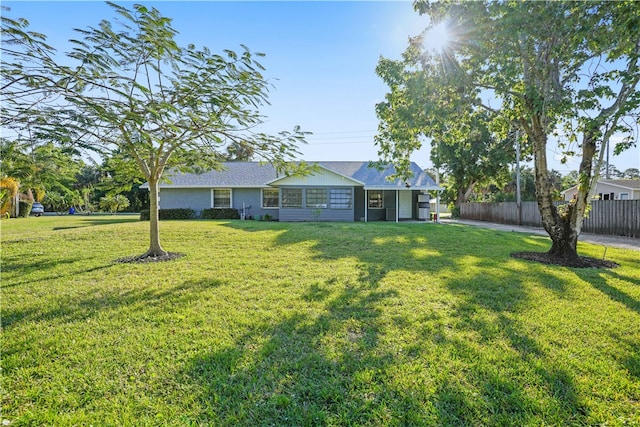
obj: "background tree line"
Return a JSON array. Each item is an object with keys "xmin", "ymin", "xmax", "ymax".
[
  {"xmin": 0, "ymin": 138, "xmax": 148, "ymax": 216},
  {"xmin": 430, "ymin": 164, "xmax": 639, "ymax": 209}
]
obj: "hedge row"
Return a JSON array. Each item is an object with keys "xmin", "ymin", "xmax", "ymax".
[
  {"xmin": 201, "ymin": 208, "xmax": 240, "ymax": 220},
  {"xmin": 139, "ymin": 208, "xmax": 240, "ymax": 220},
  {"xmin": 140, "ymin": 208, "xmax": 196, "ymax": 221}
]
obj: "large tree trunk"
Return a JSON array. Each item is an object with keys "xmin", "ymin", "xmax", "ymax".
[
  {"xmin": 530, "ymin": 119, "xmax": 583, "ymax": 264},
  {"xmin": 143, "ymin": 177, "xmax": 168, "ymax": 258},
  {"xmin": 454, "ymin": 180, "xmax": 476, "ymax": 208}
]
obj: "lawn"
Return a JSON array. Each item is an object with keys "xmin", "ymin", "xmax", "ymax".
[{"xmin": 2, "ymin": 215, "xmax": 639, "ymax": 426}]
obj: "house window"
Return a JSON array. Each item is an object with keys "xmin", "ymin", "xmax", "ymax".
[
  {"xmin": 281, "ymin": 188, "xmax": 302, "ymax": 208},
  {"xmin": 368, "ymin": 190, "xmax": 383, "ymax": 208},
  {"xmin": 330, "ymin": 188, "xmax": 352, "ymax": 209},
  {"xmin": 619, "ymin": 192, "xmax": 629, "ymax": 200},
  {"xmin": 306, "ymin": 188, "xmax": 327, "ymax": 208},
  {"xmin": 262, "ymin": 188, "xmax": 279, "ymax": 208},
  {"xmin": 213, "ymin": 189, "xmax": 231, "ymax": 208}
]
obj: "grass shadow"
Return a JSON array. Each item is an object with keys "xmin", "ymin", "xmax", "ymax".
[
  {"xmin": 203, "ymin": 221, "xmax": 601, "ymax": 424},
  {"xmin": 183, "ymin": 276, "xmax": 401, "ymax": 425},
  {"xmin": 51, "ymin": 216, "xmax": 140, "ymax": 230},
  {"xmin": 2, "ymin": 277, "xmax": 224, "ymax": 331},
  {"xmin": 5, "ymin": 218, "xmax": 637, "ymax": 424}
]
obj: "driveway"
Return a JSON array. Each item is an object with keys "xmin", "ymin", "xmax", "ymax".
[{"xmin": 440, "ymin": 218, "xmax": 640, "ymax": 251}]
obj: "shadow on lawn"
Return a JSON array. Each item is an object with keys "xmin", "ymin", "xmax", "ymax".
[
  {"xmin": 184, "ymin": 269, "xmax": 408, "ymax": 425},
  {"xmin": 0, "ymin": 258, "xmax": 113, "ymax": 290},
  {"xmin": 51, "ymin": 216, "xmax": 140, "ymax": 230},
  {"xmin": 183, "ymin": 222, "xmax": 595, "ymax": 425},
  {"xmin": 2, "ymin": 277, "xmax": 224, "ymax": 334},
  {"xmin": 572, "ymin": 254, "xmax": 640, "ymax": 315}
]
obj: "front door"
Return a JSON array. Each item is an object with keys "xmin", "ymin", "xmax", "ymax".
[{"xmin": 399, "ymin": 191, "xmax": 412, "ymax": 219}]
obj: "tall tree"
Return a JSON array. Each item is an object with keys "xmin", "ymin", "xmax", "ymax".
[
  {"xmin": 0, "ymin": 138, "xmax": 81, "ymax": 203},
  {"xmin": 375, "ymin": 56, "xmax": 515, "ymax": 208},
  {"xmin": 622, "ymin": 168, "xmax": 640, "ymax": 179},
  {"xmin": 377, "ymin": 1, "xmax": 639, "ymax": 266},
  {"xmin": 5, "ymin": 3, "xmax": 307, "ymax": 259}
]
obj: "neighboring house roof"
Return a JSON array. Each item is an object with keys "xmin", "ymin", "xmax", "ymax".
[
  {"xmin": 149, "ymin": 161, "xmax": 442, "ymax": 190},
  {"xmin": 601, "ymin": 179, "xmax": 640, "ymax": 190},
  {"xmin": 561, "ymin": 179, "xmax": 640, "ymax": 194}
]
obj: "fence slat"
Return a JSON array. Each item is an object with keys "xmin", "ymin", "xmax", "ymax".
[{"xmin": 460, "ymin": 200, "xmax": 640, "ymax": 238}]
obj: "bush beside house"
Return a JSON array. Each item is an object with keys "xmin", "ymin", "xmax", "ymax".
[
  {"xmin": 140, "ymin": 208, "xmax": 196, "ymax": 221},
  {"xmin": 201, "ymin": 208, "xmax": 240, "ymax": 220}
]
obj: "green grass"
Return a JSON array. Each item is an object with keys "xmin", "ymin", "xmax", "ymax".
[{"xmin": 2, "ymin": 216, "xmax": 639, "ymax": 426}]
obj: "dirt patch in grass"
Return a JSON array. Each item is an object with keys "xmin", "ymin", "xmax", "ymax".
[
  {"xmin": 511, "ymin": 251, "xmax": 619, "ymax": 268},
  {"xmin": 116, "ymin": 252, "xmax": 185, "ymax": 264}
]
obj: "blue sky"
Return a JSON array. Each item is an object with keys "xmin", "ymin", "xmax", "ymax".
[{"xmin": 4, "ymin": 1, "xmax": 639, "ymax": 174}]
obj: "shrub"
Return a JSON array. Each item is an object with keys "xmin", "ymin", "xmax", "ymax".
[
  {"xmin": 18, "ymin": 200, "xmax": 34, "ymax": 218},
  {"xmin": 0, "ymin": 177, "xmax": 19, "ymax": 217},
  {"xmin": 140, "ymin": 208, "xmax": 196, "ymax": 221},
  {"xmin": 201, "ymin": 208, "xmax": 240, "ymax": 220},
  {"xmin": 99, "ymin": 194, "xmax": 130, "ymax": 214},
  {"xmin": 450, "ymin": 205, "xmax": 461, "ymax": 219}
]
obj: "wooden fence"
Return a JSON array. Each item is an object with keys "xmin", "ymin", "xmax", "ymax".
[{"xmin": 460, "ymin": 200, "xmax": 640, "ymax": 238}]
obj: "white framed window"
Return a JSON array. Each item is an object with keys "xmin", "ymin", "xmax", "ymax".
[
  {"xmin": 368, "ymin": 190, "xmax": 383, "ymax": 208},
  {"xmin": 619, "ymin": 192, "xmax": 629, "ymax": 200},
  {"xmin": 306, "ymin": 188, "xmax": 327, "ymax": 208},
  {"xmin": 213, "ymin": 189, "xmax": 231, "ymax": 208},
  {"xmin": 282, "ymin": 188, "xmax": 302, "ymax": 208},
  {"xmin": 262, "ymin": 188, "xmax": 279, "ymax": 208},
  {"xmin": 330, "ymin": 188, "xmax": 352, "ymax": 209}
]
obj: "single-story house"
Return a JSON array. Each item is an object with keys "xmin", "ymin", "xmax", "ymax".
[
  {"xmin": 145, "ymin": 161, "xmax": 443, "ymax": 222},
  {"xmin": 561, "ymin": 179, "xmax": 640, "ymax": 201}
]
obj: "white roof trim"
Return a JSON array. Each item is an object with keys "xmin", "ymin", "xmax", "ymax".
[
  {"xmin": 364, "ymin": 185, "xmax": 445, "ymax": 191},
  {"xmin": 561, "ymin": 180, "xmax": 640, "ymax": 194},
  {"xmin": 154, "ymin": 184, "xmax": 268, "ymax": 189},
  {"xmin": 266, "ymin": 163, "xmax": 365, "ymax": 186}
]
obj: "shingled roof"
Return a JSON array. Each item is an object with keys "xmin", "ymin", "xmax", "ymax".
[
  {"xmin": 161, "ymin": 162, "xmax": 278, "ymax": 188},
  {"xmin": 561, "ymin": 178, "xmax": 640, "ymax": 193},
  {"xmin": 153, "ymin": 161, "xmax": 441, "ymax": 190}
]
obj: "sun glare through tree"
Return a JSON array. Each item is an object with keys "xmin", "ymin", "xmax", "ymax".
[{"xmin": 422, "ymin": 21, "xmax": 450, "ymax": 53}]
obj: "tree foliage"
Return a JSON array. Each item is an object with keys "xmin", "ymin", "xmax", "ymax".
[
  {"xmin": 3, "ymin": 3, "xmax": 308, "ymax": 258},
  {"xmin": 99, "ymin": 194, "xmax": 130, "ymax": 215},
  {"xmin": 375, "ymin": 21, "xmax": 516, "ymax": 208},
  {"xmin": 377, "ymin": 0, "xmax": 639, "ymax": 265},
  {"xmin": 0, "ymin": 138, "xmax": 82, "ymax": 203}
]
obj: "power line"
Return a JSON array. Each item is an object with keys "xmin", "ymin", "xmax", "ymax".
[
  {"xmin": 310, "ymin": 129, "xmax": 377, "ymax": 136},
  {"xmin": 307, "ymin": 140, "xmax": 375, "ymax": 145}
]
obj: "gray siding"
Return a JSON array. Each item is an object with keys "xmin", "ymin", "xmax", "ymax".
[
  {"xmin": 366, "ymin": 191, "xmax": 397, "ymax": 221},
  {"xmin": 411, "ymin": 190, "xmax": 420, "ymax": 219},
  {"xmin": 278, "ymin": 186, "xmax": 355, "ymax": 222},
  {"xmin": 354, "ymin": 187, "xmax": 365, "ymax": 221},
  {"xmin": 279, "ymin": 207, "xmax": 354, "ymax": 222},
  {"xmin": 367, "ymin": 207, "xmax": 387, "ymax": 221},
  {"xmin": 383, "ymin": 191, "xmax": 397, "ymax": 212},
  {"xmin": 158, "ymin": 186, "xmax": 420, "ymax": 222},
  {"xmin": 159, "ymin": 188, "xmax": 210, "ymax": 211},
  {"xmin": 232, "ymin": 188, "xmax": 278, "ymax": 220},
  {"xmin": 365, "ymin": 190, "xmax": 419, "ymax": 221}
]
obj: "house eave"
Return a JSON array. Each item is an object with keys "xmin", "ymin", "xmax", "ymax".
[
  {"xmin": 363, "ymin": 185, "xmax": 444, "ymax": 191},
  {"xmin": 265, "ymin": 163, "xmax": 365, "ymax": 186},
  {"xmin": 141, "ymin": 184, "xmax": 269, "ymax": 190}
]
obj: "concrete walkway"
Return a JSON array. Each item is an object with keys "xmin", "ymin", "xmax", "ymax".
[{"xmin": 440, "ymin": 218, "xmax": 640, "ymax": 251}]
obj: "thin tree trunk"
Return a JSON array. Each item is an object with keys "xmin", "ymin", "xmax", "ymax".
[{"xmin": 143, "ymin": 177, "xmax": 167, "ymax": 258}]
